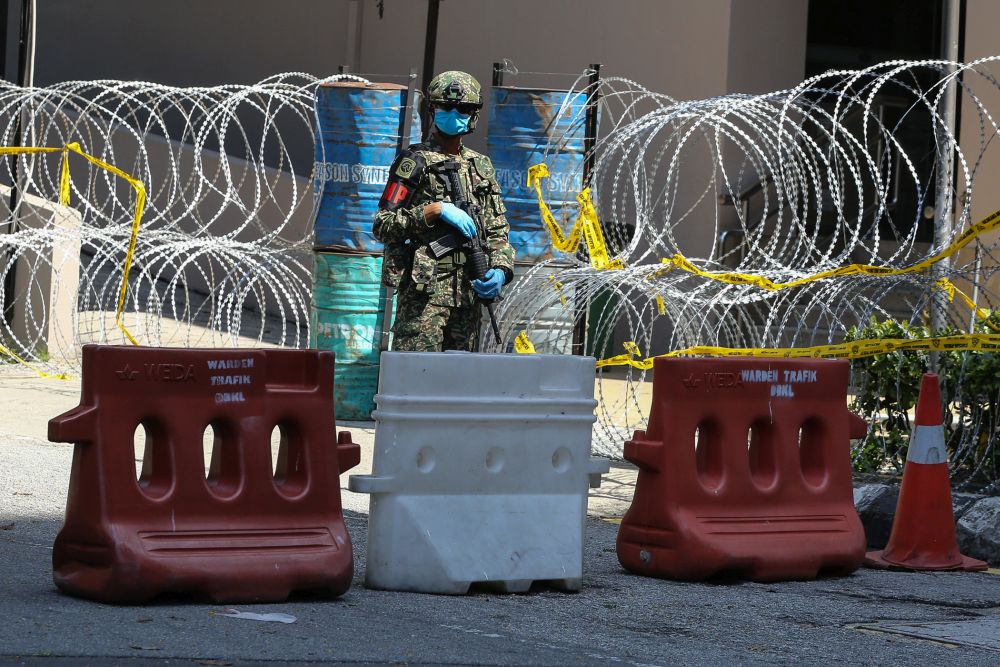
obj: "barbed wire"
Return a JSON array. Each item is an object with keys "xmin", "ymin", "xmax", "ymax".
[
  {"xmin": 5, "ymin": 63, "xmax": 1000, "ymax": 487},
  {"xmin": 0, "ymin": 73, "xmax": 367, "ymax": 369},
  {"xmin": 490, "ymin": 59, "xmax": 1000, "ymax": 489}
]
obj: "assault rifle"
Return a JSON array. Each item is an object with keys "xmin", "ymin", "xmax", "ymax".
[{"xmin": 426, "ymin": 160, "xmax": 503, "ymax": 345}]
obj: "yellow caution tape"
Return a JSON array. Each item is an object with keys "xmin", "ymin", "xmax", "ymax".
[
  {"xmin": 655, "ymin": 295, "xmax": 666, "ymax": 315},
  {"xmin": 0, "ymin": 343, "xmax": 73, "ymax": 380},
  {"xmin": 595, "ymin": 269, "xmax": 999, "ymax": 368},
  {"xmin": 577, "ymin": 188, "xmax": 625, "ymax": 271},
  {"xmin": 530, "ymin": 165, "xmax": 1000, "ymax": 293},
  {"xmin": 49, "ymin": 143, "xmax": 145, "ymax": 345},
  {"xmin": 934, "ymin": 277, "xmax": 999, "ymax": 331},
  {"xmin": 596, "ymin": 333, "xmax": 1000, "ymax": 370},
  {"xmin": 547, "ymin": 275, "xmax": 569, "ymax": 306},
  {"xmin": 0, "ymin": 145, "xmax": 64, "ymax": 159},
  {"xmin": 589, "ymin": 277, "xmax": 1000, "ymax": 368},
  {"xmin": 60, "ymin": 148, "xmax": 71, "ymax": 206},
  {"xmin": 656, "ymin": 205, "xmax": 1000, "ymax": 291},
  {"xmin": 528, "ymin": 165, "xmax": 1000, "ymax": 367},
  {"xmin": 622, "ymin": 340, "xmax": 643, "ymax": 357},
  {"xmin": 514, "ymin": 331, "xmax": 536, "ymax": 354},
  {"xmin": 527, "ymin": 164, "xmax": 624, "ymax": 270},
  {"xmin": 527, "ymin": 164, "xmax": 581, "ymax": 252},
  {"xmin": 0, "ymin": 143, "xmax": 146, "ymax": 378},
  {"xmin": 63, "ymin": 142, "xmax": 146, "ymax": 346},
  {"xmin": 0, "ymin": 145, "xmax": 75, "ymax": 208}
]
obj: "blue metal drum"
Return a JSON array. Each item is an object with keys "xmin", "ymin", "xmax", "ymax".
[
  {"xmin": 310, "ymin": 252, "xmax": 386, "ymax": 420},
  {"xmin": 313, "ymin": 82, "xmax": 421, "ymax": 251},
  {"xmin": 487, "ymin": 87, "xmax": 589, "ymax": 264}
]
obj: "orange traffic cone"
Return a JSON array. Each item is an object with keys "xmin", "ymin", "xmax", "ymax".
[{"xmin": 865, "ymin": 373, "xmax": 987, "ymax": 571}]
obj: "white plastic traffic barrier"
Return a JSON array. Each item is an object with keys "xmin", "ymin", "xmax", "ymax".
[{"xmin": 349, "ymin": 351, "xmax": 610, "ymax": 594}]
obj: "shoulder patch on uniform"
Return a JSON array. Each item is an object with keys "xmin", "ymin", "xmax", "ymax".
[
  {"xmin": 396, "ymin": 157, "xmax": 417, "ymax": 179},
  {"xmin": 472, "ymin": 155, "xmax": 495, "ymax": 179},
  {"xmin": 379, "ymin": 149, "xmax": 426, "ymax": 212}
]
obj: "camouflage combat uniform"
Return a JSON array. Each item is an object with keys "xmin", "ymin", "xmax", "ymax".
[{"xmin": 373, "ymin": 134, "xmax": 515, "ymax": 352}]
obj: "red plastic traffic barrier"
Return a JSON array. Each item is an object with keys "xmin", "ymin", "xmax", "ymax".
[
  {"xmin": 617, "ymin": 357, "xmax": 868, "ymax": 581},
  {"xmin": 865, "ymin": 373, "xmax": 987, "ymax": 572},
  {"xmin": 49, "ymin": 345, "xmax": 361, "ymax": 603}
]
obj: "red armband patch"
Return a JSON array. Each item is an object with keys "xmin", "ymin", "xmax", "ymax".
[{"xmin": 379, "ymin": 181, "xmax": 411, "ymax": 211}]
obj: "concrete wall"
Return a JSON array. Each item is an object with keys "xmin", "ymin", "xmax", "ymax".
[
  {"xmin": 727, "ymin": 0, "xmax": 808, "ymax": 95},
  {"xmin": 33, "ymin": 0, "xmax": 807, "ymax": 99},
  {"xmin": 957, "ymin": 0, "xmax": 1000, "ymax": 304},
  {"xmin": 33, "ymin": 0, "xmax": 354, "ymax": 86},
  {"xmin": 351, "ymin": 0, "xmax": 807, "ymax": 355},
  {"xmin": 358, "ymin": 0, "xmax": 807, "ymax": 259},
  {"xmin": 357, "ymin": 0, "xmax": 806, "ymax": 149},
  {"xmin": 23, "ymin": 0, "xmax": 811, "ymax": 346},
  {"xmin": 18, "ymin": 1, "xmax": 1000, "ymax": 347},
  {"xmin": 6, "ymin": 186, "xmax": 81, "ymax": 362},
  {"xmin": 29, "ymin": 1, "xmax": 810, "ymax": 261}
]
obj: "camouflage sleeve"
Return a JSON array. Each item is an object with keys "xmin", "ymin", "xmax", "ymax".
[
  {"xmin": 483, "ymin": 173, "xmax": 515, "ymax": 283},
  {"xmin": 372, "ymin": 149, "xmax": 430, "ymax": 244}
]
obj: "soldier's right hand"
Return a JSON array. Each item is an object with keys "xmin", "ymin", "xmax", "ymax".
[{"xmin": 438, "ymin": 202, "xmax": 477, "ymax": 238}]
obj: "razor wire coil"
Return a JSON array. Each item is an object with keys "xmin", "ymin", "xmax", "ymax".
[{"xmin": 5, "ymin": 62, "xmax": 1000, "ymax": 487}]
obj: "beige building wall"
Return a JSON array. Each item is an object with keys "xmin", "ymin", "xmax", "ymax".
[
  {"xmin": 30, "ymin": 1, "xmax": 1000, "ymax": 344},
  {"xmin": 7, "ymin": 188, "xmax": 81, "ymax": 362},
  {"xmin": 357, "ymin": 0, "xmax": 807, "ymax": 260},
  {"xmin": 727, "ymin": 0, "xmax": 808, "ymax": 95},
  {"xmin": 33, "ymin": 0, "xmax": 810, "ymax": 265},
  {"xmin": 27, "ymin": 0, "xmax": 811, "ymax": 345},
  {"xmin": 35, "ymin": 0, "xmax": 353, "ymax": 86},
  {"xmin": 957, "ymin": 0, "xmax": 1000, "ymax": 305},
  {"xmin": 354, "ymin": 0, "xmax": 806, "ymax": 354}
]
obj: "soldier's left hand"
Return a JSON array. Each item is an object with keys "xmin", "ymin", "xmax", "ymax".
[{"xmin": 472, "ymin": 268, "xmax": 505, "ymax": 299}]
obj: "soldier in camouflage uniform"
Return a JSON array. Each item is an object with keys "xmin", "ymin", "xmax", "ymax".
[{"xmin": 373, "ymin": 71, "xmax": 515, "ymax": 352}]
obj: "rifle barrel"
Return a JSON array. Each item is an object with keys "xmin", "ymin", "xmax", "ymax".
[{"xmin": 439, "ymin": 161, "xmax": 503, "ymax": 347}]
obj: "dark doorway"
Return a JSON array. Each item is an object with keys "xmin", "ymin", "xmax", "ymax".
[
  {"xmin": 805, "ymin": 0, "xmax": 962, "ymax": 244},
  {"xmin": 806, "ymin": 0, "xmax": 943, "ymax": 77}
]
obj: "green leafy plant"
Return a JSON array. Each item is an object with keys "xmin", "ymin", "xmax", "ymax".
[{"xmin": 847, "ymin": 314, "xmax": 1000, "ymax": 488}]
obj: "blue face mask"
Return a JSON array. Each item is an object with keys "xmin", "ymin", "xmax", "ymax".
[{"xmin": 434, "ymin": 108, "xmax": 471, "ymax": 136}]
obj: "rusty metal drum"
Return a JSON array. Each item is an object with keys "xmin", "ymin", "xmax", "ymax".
[
  {"xmin": 310, "ymin": 251, "xmax": 385, "ymax": 420},
  {"xmin": 487, "ymin": 87, "xmax": 588, "ymax": 263},
  {"xmin": 313, "ymin": 81, "xmax": 421, "ymax": 251}
]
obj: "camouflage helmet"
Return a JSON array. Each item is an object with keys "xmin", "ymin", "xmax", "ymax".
[{"xmin": 427, "ymin": 71, "xmax": 483, "ymax": 107}]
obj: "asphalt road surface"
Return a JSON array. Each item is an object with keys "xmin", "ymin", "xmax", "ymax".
[{"xmin": 3, "ymin": 371, "xmax": 1000, "ymax": 665}]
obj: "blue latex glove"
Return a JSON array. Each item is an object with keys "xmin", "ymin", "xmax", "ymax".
[
  {"xmin": 473, "ymin": 268, "xmax": 505, "ymax": 300},
  {"xmin": 439, "ymin": 202, "xmax": 477, "ymax": 238}
]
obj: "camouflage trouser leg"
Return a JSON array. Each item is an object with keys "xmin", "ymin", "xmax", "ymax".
[{"xmin": 391, "ymin": 288, "xmax": 481, "ymax": 352}]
